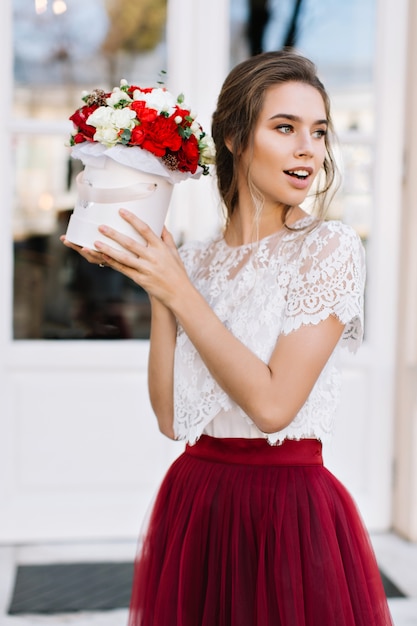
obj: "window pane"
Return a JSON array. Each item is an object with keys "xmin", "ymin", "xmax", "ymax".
[
  {"xmin": 13, "ymin": 133, "xmax": 152, "ymax": 339},
  {"xmin": 13, "ymin": 0, "xmax": 167, "ymax": 339},
  {"xmin": 230, "ymin": 0, "xmax": 376, "ymax": 240},
  {"xmin": 13, "ymin": 0, "xmax": 168, "ymax": 117}
]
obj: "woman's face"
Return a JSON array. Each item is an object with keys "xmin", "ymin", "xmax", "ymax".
[{"xmin": 239, "ymin": 81, "xmax": 328, "ymax": 210}]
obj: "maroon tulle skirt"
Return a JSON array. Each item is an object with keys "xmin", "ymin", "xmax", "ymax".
[{"xmin": 128, "ymin": 436, "xmax": 393, "ymax": 626}]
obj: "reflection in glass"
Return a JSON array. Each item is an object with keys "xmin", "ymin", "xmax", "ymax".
[
  {"xmin": 12, "ymin": 0, "xmax": 167, "ymax": 339},
  {"xmin": 13, "ymin": 134, "xmax": 152, "ymax": 339},
  {"xmin": 230, "ymin": 0, "xmax": 376, "ymax": 241}
]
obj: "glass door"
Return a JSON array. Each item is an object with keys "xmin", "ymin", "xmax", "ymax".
[{"xmin": 12, "ymin": 0, "xmax": 168, "ymax": 339}]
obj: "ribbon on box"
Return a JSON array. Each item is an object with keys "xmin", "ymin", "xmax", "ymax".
[{"xmin": 76, "ymin": 172, "xmax": 157, "ymax": 205}]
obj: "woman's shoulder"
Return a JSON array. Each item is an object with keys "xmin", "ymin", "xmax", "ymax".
[
  {"xmin": 302, "ymin": 218, "xmax": 364, "ymax": 257},
  {"xmin": 306, "ymin": 217, "xmax": 361, "ymax": 240}
]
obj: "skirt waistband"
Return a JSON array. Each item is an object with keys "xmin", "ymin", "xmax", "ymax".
[{"xmin": 185, "ymin": 435, "xmax": 323, "ymax": 466}]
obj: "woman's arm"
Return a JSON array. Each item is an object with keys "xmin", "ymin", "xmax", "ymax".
[
  {"xmin": 93, "ymin": 212, "xmax": 344, "ymax": 435},
  {"xmin": 147, "ymin": 296, "xmax": 177, "ymax": 439},
  {"xmin": 168, "ymin": 281, "xmax": 343, "ymax": 433}
]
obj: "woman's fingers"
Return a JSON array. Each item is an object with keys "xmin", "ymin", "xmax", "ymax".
[
  {"xmin": 95, "ymin": 225, "xmax": 146, "ymax": 265},
  {"xmin": 95, "ymin": 209, "xmax": 174, "ymax": 266},
  {"xmin": 94, "ymin": 238, "xmax": 139, "ymax": 271},
  {"xmin": 161, "ymin": 227, "xmax": 177, "ymax": 251},
  {"xmin": 118, "ymin": 209, "xmax": 161, "ymax": 246},
  {"xmin": 60, "ymin": 235, "xmax": 107, "ymax": 266},
  {"xmin": 60, "ymin": 211, "xmax": 180, "ymax": 296}
]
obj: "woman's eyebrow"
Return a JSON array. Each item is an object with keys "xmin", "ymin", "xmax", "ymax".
[{"xmin": 268, "ymin": 113, "xmax": 328, "ymax": 126}]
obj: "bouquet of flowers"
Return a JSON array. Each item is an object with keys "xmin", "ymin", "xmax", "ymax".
[
  {"xmin": 65, "ymin": 79, "xmax": 215, "ymax": 251},
  {"xmin": 69, "ymin": 79, "xmax": 215, "ymax": 178}
]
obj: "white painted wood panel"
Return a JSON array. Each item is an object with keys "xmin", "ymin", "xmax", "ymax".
[{"xmin": 0, "ymin": 343, "xmax": 182, "ymax": 541}]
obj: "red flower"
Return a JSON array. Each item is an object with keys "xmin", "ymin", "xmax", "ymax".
[
  {"xmin": 140, "ymin": 116, "xmax": 183, "ymax": 157},
  {"xmin": 177, "ymin": 134, "xmax": 200, "ymax": 173},
  {"xmin": 72, "ymin": 132, "xmax": 90, "ymax": 144},
  {"xmin": 129, "ymin": 125, "xmax": 145, "ymax": 146},
  {"xmin": 174, "ymin": 107, "xmax": 192, "ymax": 120},
  {"xmin": 69, "ymin": 105, "xmax": 97, "ymax": 141},
  {"xmin": 130, "ymin": 101, "xmax": 158, "ymax": 123},
  {"xmin": 127, "ymin": 86, "xmax": 154, "ymax": 97}
]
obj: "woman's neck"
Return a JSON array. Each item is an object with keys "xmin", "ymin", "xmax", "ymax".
[{"xmin": 224, "ymin": 204, "xmax": 306, "ymax": 247}]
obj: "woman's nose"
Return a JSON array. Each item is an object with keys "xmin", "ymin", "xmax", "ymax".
[{"xmin": 294, "ymin": 132, "xmax": 313, "ymax": 157}]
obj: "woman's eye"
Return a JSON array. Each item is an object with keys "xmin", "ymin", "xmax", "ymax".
[
  {"xmin": 313, "ymin": 128, "xmax": 327, "ymax": 138},
  {"xmin": 276, "ymin": 124, "xmax": 293, "ymax": 134}
]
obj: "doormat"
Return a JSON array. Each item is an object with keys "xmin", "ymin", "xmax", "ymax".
[
  {"xmin": 379, "ymin": 569, "xmax": 406, "ymax": 599},
  {"xmin": 8, "ymin": 562, "xmax": 405, "ymax": 614},
  {"xmin": 8, "ymin": 562, "xmax": 134, "ymax": 614}
]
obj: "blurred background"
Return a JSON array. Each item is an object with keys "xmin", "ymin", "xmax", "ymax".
[{"xmin": 0, "ymin": 0, "xmax": 416, "ymax": 563}]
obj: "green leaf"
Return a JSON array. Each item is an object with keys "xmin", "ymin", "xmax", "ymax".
[
  {"xmin": 157, "ymin": 69, "xmax": 167, "ymax": 85},
  {"xmin": 120, "ymin": 129, "xmax": 132, "ymax": 144},
  {"xmin": 178, "ymin": 126, "xmax": 192, "ymax": 139},
  {"xmin": 113, "ymin": 99, "xmax": 131, "ymax": 109}
]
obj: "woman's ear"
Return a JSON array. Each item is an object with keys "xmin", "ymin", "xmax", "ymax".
[{"xmin": 225, "ymin": 136, "xmax": 233, "ymax": 152}]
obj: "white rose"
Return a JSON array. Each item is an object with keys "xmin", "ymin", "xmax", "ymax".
[
  {"xmin": 111, "ymin": 108, "xmax": 136, "ymax": 130},
  {"xmin": 93, "ymin": 126, "xmax": 120, "ymax": 147},
  {"xmin": 134, "ymin": 88, "xmax": 177, "ymax": 115},
  {"xmin": 190, "ymin": 121, "xmax": 200, "ymax": 135},
  {"xmin": 87, "ymin": 106, "xmax": 114, "ymax": 127},
  {"xmin": 199, "ymin": 135, "xmax": 216, "ymax": 164},
  {"xmin": 106, "ymin": 88, "xmax": 132, "ymax": 107}
]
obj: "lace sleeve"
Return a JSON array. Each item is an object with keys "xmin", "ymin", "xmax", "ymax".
[{"xmin": 282, "ymin": 221, "xmax": 366, "ymax": 352}]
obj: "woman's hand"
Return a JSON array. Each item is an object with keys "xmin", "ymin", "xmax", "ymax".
[
  {"xmin": 60, "ymin": 235, "xmax": 109, "ymax": 266},
  {"xmin": 62, "ymin": 209, "xmax": 191, "ymax": 308}
]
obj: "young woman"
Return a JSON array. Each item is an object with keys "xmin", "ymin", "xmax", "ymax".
[{"xmin": 63, "ymin": 51, "xmax": 393, "ymax": 625}]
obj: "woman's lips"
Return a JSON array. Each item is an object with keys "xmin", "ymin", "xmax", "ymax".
[{"xmin": 284, "ymin": 167, "xmax": 313, "ymax": 189}]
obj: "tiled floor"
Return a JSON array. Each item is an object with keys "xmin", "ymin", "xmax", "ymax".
[{"xmin": 0, "ymin": 533, "xmax": 416, "ymax": 625}]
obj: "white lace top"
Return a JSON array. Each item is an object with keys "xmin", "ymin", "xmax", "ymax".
[{"xmin": 173, "ymin": 217, "xmax": 365, "ymax": 445}]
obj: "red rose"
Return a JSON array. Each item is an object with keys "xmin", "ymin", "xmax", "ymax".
[
  {"xmin": 173, "ymin": 107, "xmax": 192, "ymax": 120},
  {"xmin": 177, "ymin": 134, "xmax": 200, "ymax": 173},
  {"xmin": 141, "ymin": 116, "xmax": 182, "ymax": 157},
  {"xmin": 69, "ymin": 105, "xmax": 97, "ymax": 141},
  {"xmin": 72, "ymin": 132, "xmax": 91, "ymax": 144},
  {"xmin": 130, "ymin": 101, "xmax": 158, "ymax": 123},
  {"xmin": 129, "ymin": 125, "xmax": 145, "ymax": 146},
  {"xmin": 127, "ymin": 86, "xmax": 154, "ymax": 97}
]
